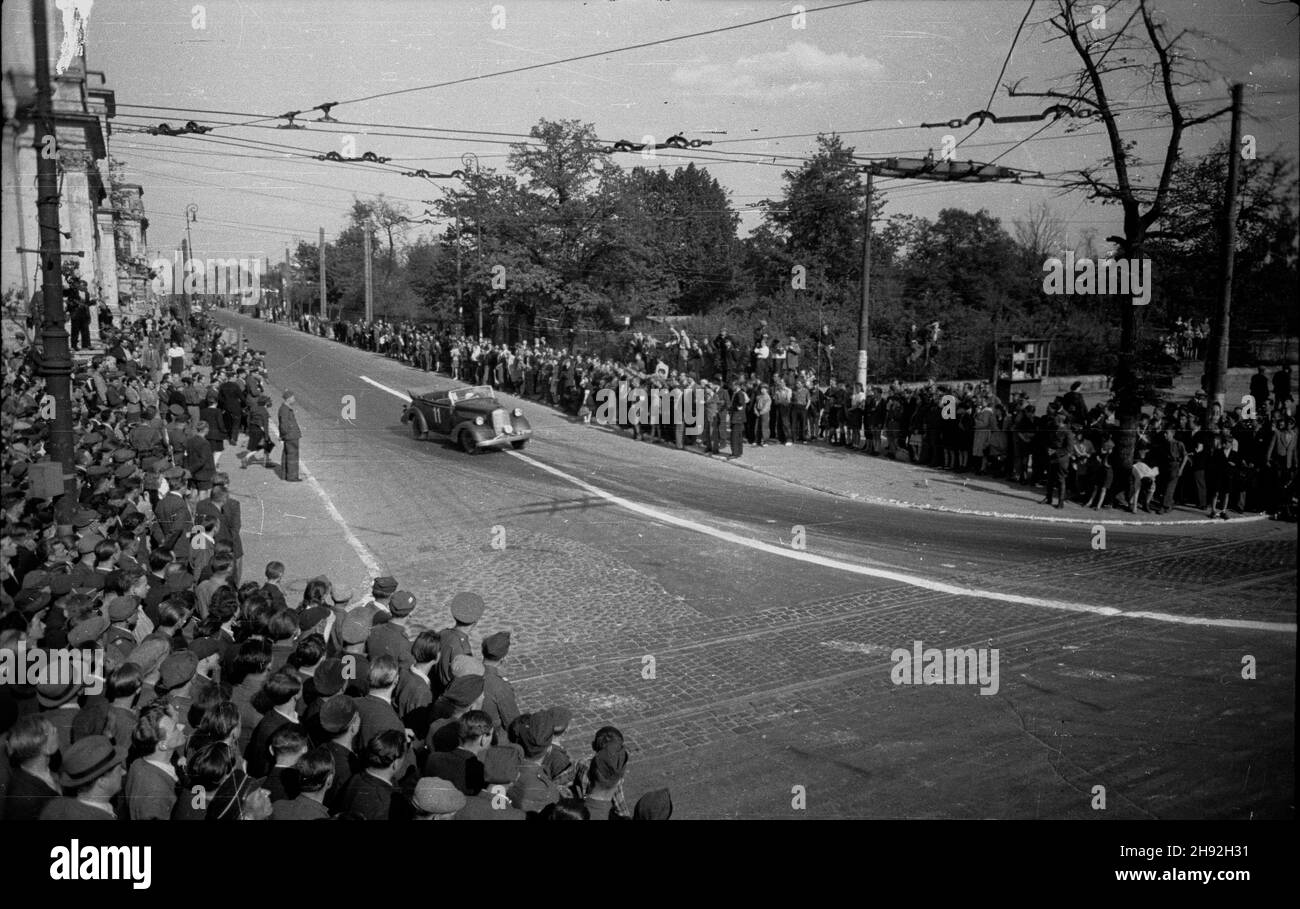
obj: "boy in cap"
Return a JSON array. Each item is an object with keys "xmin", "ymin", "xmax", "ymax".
[
  {"xmin": 123, "ymin": 699, "xmax": 186, "ymax": 820},
  {"xmin": 435, "ymin": 592, "xmax": 484, "ymax": 696},
  {"xmin": 353, "ymin": 575, "xmax": 398, "ymax": 625},
  {"xmin": 366, "ymin": 589, "xmax": 415, "ymax": 672},
  {"xmin": 39, "ymin": 735, "xmax": 126, "ymax": 820},
  {"xmin": 571, "ymin": 726, "xmax": 631, "ymax": 818},
  {"xmin": 480, "ymin": 630, "xmax": 520, "ymax": 744},
  {"xmin": 410, "ymin": 777, "xmax": 466, "ymax": 820}
]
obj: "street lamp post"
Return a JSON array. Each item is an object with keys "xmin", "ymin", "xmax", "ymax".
[{"xmin": 184, "ymin": 204, "xmax": 198, "ymax": 322}]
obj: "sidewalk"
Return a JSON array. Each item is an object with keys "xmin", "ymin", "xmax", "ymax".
[{"xmin": 583, "ymin": 423, "xmax": 1270, "ymax": 526}]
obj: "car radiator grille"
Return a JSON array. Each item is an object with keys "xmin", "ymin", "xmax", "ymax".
[{"xmin": 490, "ymin": 408, "xmax": 513, "ymax": 435}]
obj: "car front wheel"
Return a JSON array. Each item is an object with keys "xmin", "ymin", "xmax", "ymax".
[
  {"xmin": 511, "ymin": 440, "xmax": 527, "ymax": 451},
  {"xmin": 410, "ymin": 417, "xmax": 425, "ymax": 440},
  {"xmin": 460, "ymin": 431, "xmax": 478, "ymax": 454}
]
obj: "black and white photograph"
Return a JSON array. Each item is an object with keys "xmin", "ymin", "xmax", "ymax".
[{"xmin": 0, "ymin": 0, "xmax": 1295, "ymax": 875}]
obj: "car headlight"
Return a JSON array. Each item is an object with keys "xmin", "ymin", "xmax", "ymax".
[
  {"xmin": 474, "ymin": 416, "xmax": 485, "ymax": 426},
  {"xmin": 512, "ymin": 408, "xmax": 523, "ymax": 418}
]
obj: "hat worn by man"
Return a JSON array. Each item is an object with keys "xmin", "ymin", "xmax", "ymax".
[
  {"xmin": 73, "ymin": 509, "xmax": 99, "ymax": 529},
  {"xmin": 298, "ymin": 604, "xmax": 332, "ymax": 633},
  {"xmin": 591, "ymin": 742, "xmax": 629, "ymax": 787},
  {"xmin": 389, "ymin": 590, "xmax": 415, "ymax": 617},
  {"xmin": 58, "ymin": 735, "xmax": 126, "ymax": 789},
  {"xmin": 126, "ymin": 638, "xmax": 171, "ymax": 677},
  {"xmin": 37, "ymin": 679, "xmax": 83, "ymax": 709},
  {"xmin": 313, "ymin": 658, "xmax": 346, "ymax": 697},
  {"xmin": 68, "ymin": 614, "xmax": 109, "ymax": 648},
  {"xmin": 15, "ymin": 588, "xmax": 51, "ymax": 616},
  {"xmin": 282, "ymin": 389, "xmax": 295, "ymax": 400},
  {"xmin": 439, "ymin": 674, "xmax": 485, "ymax": 709},
  {"xmin": 482, "ymin": 630, "xmax": 511, "ymax": 661},
  {"xmin": 516, "ymin": 711, "xmax": 555, "ymax": 757},
  {"xmin": 412, "ymin": 777, "xmax": 466, "ymax": 816},
  {"xmin": 481, "ymin": 746, "xmax": 522, "ymax": 785},
  {"xmin": 158, "ymin": 651, "xmax": 198, "ymax": 690},
  {"xmin": 318, "ymin": 695, "xmax": 357, "ymax": 734},
  {"xmin": 330, "ymin": 586, "xmax": 353, "ymax": 607},
  {"xmin": 371, "ymin": 576, "xmax": 398, "ymax": 597},
  {"xmin": 449, "ymin": 592, "xmax": 484, "ymax": 625},
  {"xmin": 339, "ymin": 614, "xmax": 371, "ymax": 646},
  {"xmin": 190, "ymin": 637, "xmax": 224, "ymax": 662},
  {"xmin": 107, "ymin": 595, "xmax": 139, "ymax": 622},
  {"xmin": 450, "ymin": 655, "xmax": 484, "ymax": 679}
]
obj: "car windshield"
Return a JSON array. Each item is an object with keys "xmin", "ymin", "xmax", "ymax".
[{"xmin": 447, "ymin": 386, "xmax": 495, "ymax": 404}]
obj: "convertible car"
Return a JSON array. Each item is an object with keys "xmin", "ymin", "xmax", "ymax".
[{"xmin": 401, "ymin": 385, "xmax": 532, "ymax": 453}]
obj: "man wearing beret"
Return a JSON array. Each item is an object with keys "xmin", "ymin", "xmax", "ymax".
[
  {"xmin": 435, "ymin": 592, "xmax": 483, "ymax": 697},
  {"xmin": 455, "ymin": 745, "xmax": 526, "ymax": 820},
  {"xmin": 39, "ymin": 735, "xmax": 126, "ymax": 820},
  {"xmin": 277, "ymin": 390, "xmax": 302, "ymax": 482},
  {"xmin": 154, "ymin": 651, "xmax": 200, "ymax": 721},
  {"xmin": 480, "ymin": 630, "xmax": 520, "ymax": 745},
  {"xmin": 366, "ymin": 589, "xmax": 414, "ymax": 673}
]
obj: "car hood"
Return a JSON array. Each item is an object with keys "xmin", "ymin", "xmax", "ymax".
[{"xmin": 453, "ymin": 398, "xmax": 507, "ymax": 415}]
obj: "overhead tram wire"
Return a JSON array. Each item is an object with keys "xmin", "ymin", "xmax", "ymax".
[
  {"xmin": 950, "ymin": 0, "xmax": 1036, "ymax": 154},
  {"xmin": 210, "ymin": 0, "xmax": 876, "ymax": 131}
]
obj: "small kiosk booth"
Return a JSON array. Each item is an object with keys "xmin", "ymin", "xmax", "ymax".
[{"xmin": 994, "ymin": 337, "xmax": 1052, "ymax": 404}]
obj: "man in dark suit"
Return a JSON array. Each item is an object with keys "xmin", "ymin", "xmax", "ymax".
[
  {"xmin": 317, "ymin": 696, "xmax": 360, "ymax": 812},
  {"xmin": 277, "ymin": 390, "xmax": 302, "ymax": 482},
  {"xmin": 480, "ymin": 631, "xmax": 521, "ymax": 744},
  {"xmin": 271, "ymin": 747, "xmax": 333, "ymax": 820},
  {"xmin": 217, "ymin": 371, "xmax": 246, "ymax": 441},
  {"xmin": 336, "ymin": 729, "xmax": 407, "ymax": 820},
  {"xmin": 198, "ymin": 477, "xmax": 242, "ymax": 584},
  {"xmin": 353, "ymin": 657, "xmax": 406, "ymax": 748},
  {"xmin": 151, "ymin": 473, "xmax": 196, "ymax": 561},
  {"xmin": 393, "ymin": 632, "xmax": 438, "ymax": 739},
  {"xmin": 243, "ymin": 668, "xmax": 302, "ymax": 778},
  {"xmin": 2, "ymin": 715, "xmax": 62, "ymax": 821},
  {"xmin": 454, "ymin": 745, "xmax": 526, "ymax": 820}
]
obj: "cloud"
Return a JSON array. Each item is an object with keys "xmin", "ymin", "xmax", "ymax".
[{"xmin": 670, "ymin": 41, "xmax": 884, "ymax": 103}]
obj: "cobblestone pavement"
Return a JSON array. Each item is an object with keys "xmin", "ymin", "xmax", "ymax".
[{"xmin": 217, "ymin": 312, "xmax": 1295, "ymax": 819}]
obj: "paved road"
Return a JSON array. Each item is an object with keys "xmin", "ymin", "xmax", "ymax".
[{"xmin": 214, "ymin": 312, "xmax": 1296, "ymax": 819}]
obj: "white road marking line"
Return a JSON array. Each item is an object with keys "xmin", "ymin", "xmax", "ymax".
[
  {"xmin": 297, "ymin": 462, "xmax": 386, "ymax": 577},
  {"xmin": 358, "ymin": 375, "xmax": 1295, "ymax": 634}
]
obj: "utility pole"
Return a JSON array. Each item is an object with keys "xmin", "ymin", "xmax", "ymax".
[
  {"xmin": 1206, "ymin": 83, "xmax": 1244, "ymax": 410},
  {"xmin": 180, "ymin": 236, "xmax": 190, "ymax": 326},
  {"xmin": 855, "ymin": 155, "xmax": 1032, "ymax": 389},
  {"xmin": 32, "ymin": 0, "xmax": 77, "ymax": 523},
  {"xmin": 363, "ymin": 227, "xmax": 374, "ymax": 323},
  {"xmin": 454, "ymin": 201, "xmax": 464, "ymax": 333},
  {"xmin": 856, "ymin": 169, "xmax": 873, "ymax": 390},
  {"xmin": 284, "ymin": 246, "xmax": 291, "ymax": 323},
  {"xmin": 318, "ymin": 227, "xmax": 326, "ymax": 320}
]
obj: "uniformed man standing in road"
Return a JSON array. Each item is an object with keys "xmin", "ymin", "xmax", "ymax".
[
  {"xmin": 728, "ymin": 379, "xmax": 749, "ymax": 460},
  {"xmin": 277, "ymin": 390, "xmax": 303, "ymax": 482},
  {"xmin": 435, "ymin": 592, "xmax": 484, "ymax": 699}
]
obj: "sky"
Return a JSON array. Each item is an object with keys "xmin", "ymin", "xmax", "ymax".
[{"xmin": 7, "ymin": 0, "xmax": 1297, "ymax": 264}]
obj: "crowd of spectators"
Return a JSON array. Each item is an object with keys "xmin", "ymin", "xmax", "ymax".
[
  {"xmin": 297, "ymin": 313, "xmax": 1298, "ymax": 519},
  {"xmin": 1, "ymin": 309, "xmax": 669, "ymax": 821}
]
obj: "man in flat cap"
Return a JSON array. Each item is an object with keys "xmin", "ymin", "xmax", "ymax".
[
  {"xmin": 481, "ymin": 630, "xmax": 520, "ymax": 745},
  {"xmin": 39, "ymin": 735, "xmax": 126, "ymax": 820},
  {"xmin": 367, "ymin": 589, "xmax": 415, "ymax": 673},
  {"xmin": 410, "ymin": 777, "xmax": 466, "ymax": 820},
  {"xmin": 277, "ymin": 390, "xmax": 302, "ymax": 482},
  {"xmin": 435, "ymin": 592, "xmax": 484, "ymax": 697}
]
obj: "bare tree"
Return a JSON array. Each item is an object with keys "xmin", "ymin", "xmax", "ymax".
[
  {"xmin": 1009, "ymin": 0, "xmax": 1232, "ymax": 472},
  {"xmin": 1013, "ymin": 201, "xmax": 1068, "ymax": 262}
]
